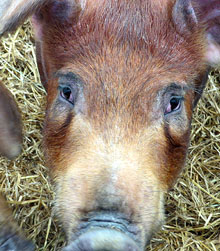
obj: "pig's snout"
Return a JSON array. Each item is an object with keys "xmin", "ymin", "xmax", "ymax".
[
  {"xmin": 63, "ymin": 229, "xmax": 139, "ymax": 251},
  {"xmin": 63, "ymin": 213, "xmax": 140, "ymax": 251}
]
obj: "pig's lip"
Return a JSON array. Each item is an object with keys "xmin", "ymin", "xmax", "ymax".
[{"xmin": 70, "ymin": 211, "xmax": 140, "ymax": 244}]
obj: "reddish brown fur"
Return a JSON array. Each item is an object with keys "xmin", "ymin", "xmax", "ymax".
[
  {"xmin": 38, "ymin": 0, "xmax": 209, "ymax": 247},
  {"xmin": 41, "ymin": 0, "xmax": 206, "ymax": 182}
]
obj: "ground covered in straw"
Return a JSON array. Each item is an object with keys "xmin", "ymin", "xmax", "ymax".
[{"xmin": 0, "ymin": 21, "xmax": 219, "ymax": 251}]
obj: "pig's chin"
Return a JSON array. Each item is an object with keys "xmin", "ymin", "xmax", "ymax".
[{"xmin": 63, "ymin": 211, "xmax": 144, "ymax": 251}]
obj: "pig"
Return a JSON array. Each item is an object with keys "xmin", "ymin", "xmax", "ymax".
[
  {"xmin": 0, "ymin": 0, "xmax": 219, "ymax": 250},
  {"xmin": 0, "ymin": 82, "xmax": 34, "ymax": 249}
]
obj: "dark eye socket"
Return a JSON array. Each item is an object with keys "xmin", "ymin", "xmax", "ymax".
[
  {"xmin": 59, "ymin": 86, "xmax": 76, "ymax": 105},
  {"xmin": 165, "ymin": 96, "xmax": 183, "ymax": 115}
]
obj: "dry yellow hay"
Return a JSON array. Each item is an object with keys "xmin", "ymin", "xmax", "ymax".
[{"xmin": 0, "ymin": 21, "xmax": 219, "ymax": 251}]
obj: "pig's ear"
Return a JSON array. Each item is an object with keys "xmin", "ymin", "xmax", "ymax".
[
  {"xmin": 32, "ymin": 0, "xmax": 84, "ymax": 86},
  {"xmin": 172, "ymin": 0, "xmax": 220, "ymax": 66},
  {"xmin": 0, "ymin": 0, "xmax": 47, "ymax": 35},
  {"xmin": 32, "ymin": 0, "xmax": 83, "ymax": 40}
]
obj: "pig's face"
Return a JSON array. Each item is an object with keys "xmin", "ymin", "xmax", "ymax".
[
  {"xmin": 41, "ymin": 2, "xmax": 208, "ymax": 248},
  {"xmin": 0, "ymin": 0, "xmax": 219, "ymax": 250}
]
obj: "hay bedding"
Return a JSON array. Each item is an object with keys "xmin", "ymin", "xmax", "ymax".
[{"xmin": 0, "ymin": 21, "xmax": 219, "ymax": 251}]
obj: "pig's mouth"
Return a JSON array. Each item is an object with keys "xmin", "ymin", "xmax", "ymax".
[{"xmin": 63, "ymin": 212, "xmax": 142, "ymax": 251}]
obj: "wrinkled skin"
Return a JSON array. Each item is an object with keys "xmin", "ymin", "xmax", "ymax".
[{"xmin": 0, "ymin": 0, "xmax": 220, "ymax": 250}]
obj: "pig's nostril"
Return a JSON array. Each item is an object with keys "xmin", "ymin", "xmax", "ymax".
[{"xmin": 63, "ymin": 228, "xmax": 140, "ymax": 251}]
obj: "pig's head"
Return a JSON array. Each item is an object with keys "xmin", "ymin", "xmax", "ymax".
[{"xmin": 0, "ymin": 0, "xmax": 219, "ymax": 250}]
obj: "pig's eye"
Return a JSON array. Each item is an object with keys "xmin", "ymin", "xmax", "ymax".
[
  {"xmin": 59, "ymin": 86, "xmax": 76, "ymax": 105},
  {"xmin": 165, "ymin": 96, "xmax": 183, "ymax": 115}
]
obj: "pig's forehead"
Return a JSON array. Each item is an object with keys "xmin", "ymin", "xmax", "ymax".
[
  {"xmin": 44, "ymin": 0, "xmax": 207, "ymax": 104},
  {"xmin": 43, "ymin": 0, "xmax": 205, "ymax": 68},
  {"xmin": 58, "ymin": 41, "xmax": 204, "ymax": 88}
]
